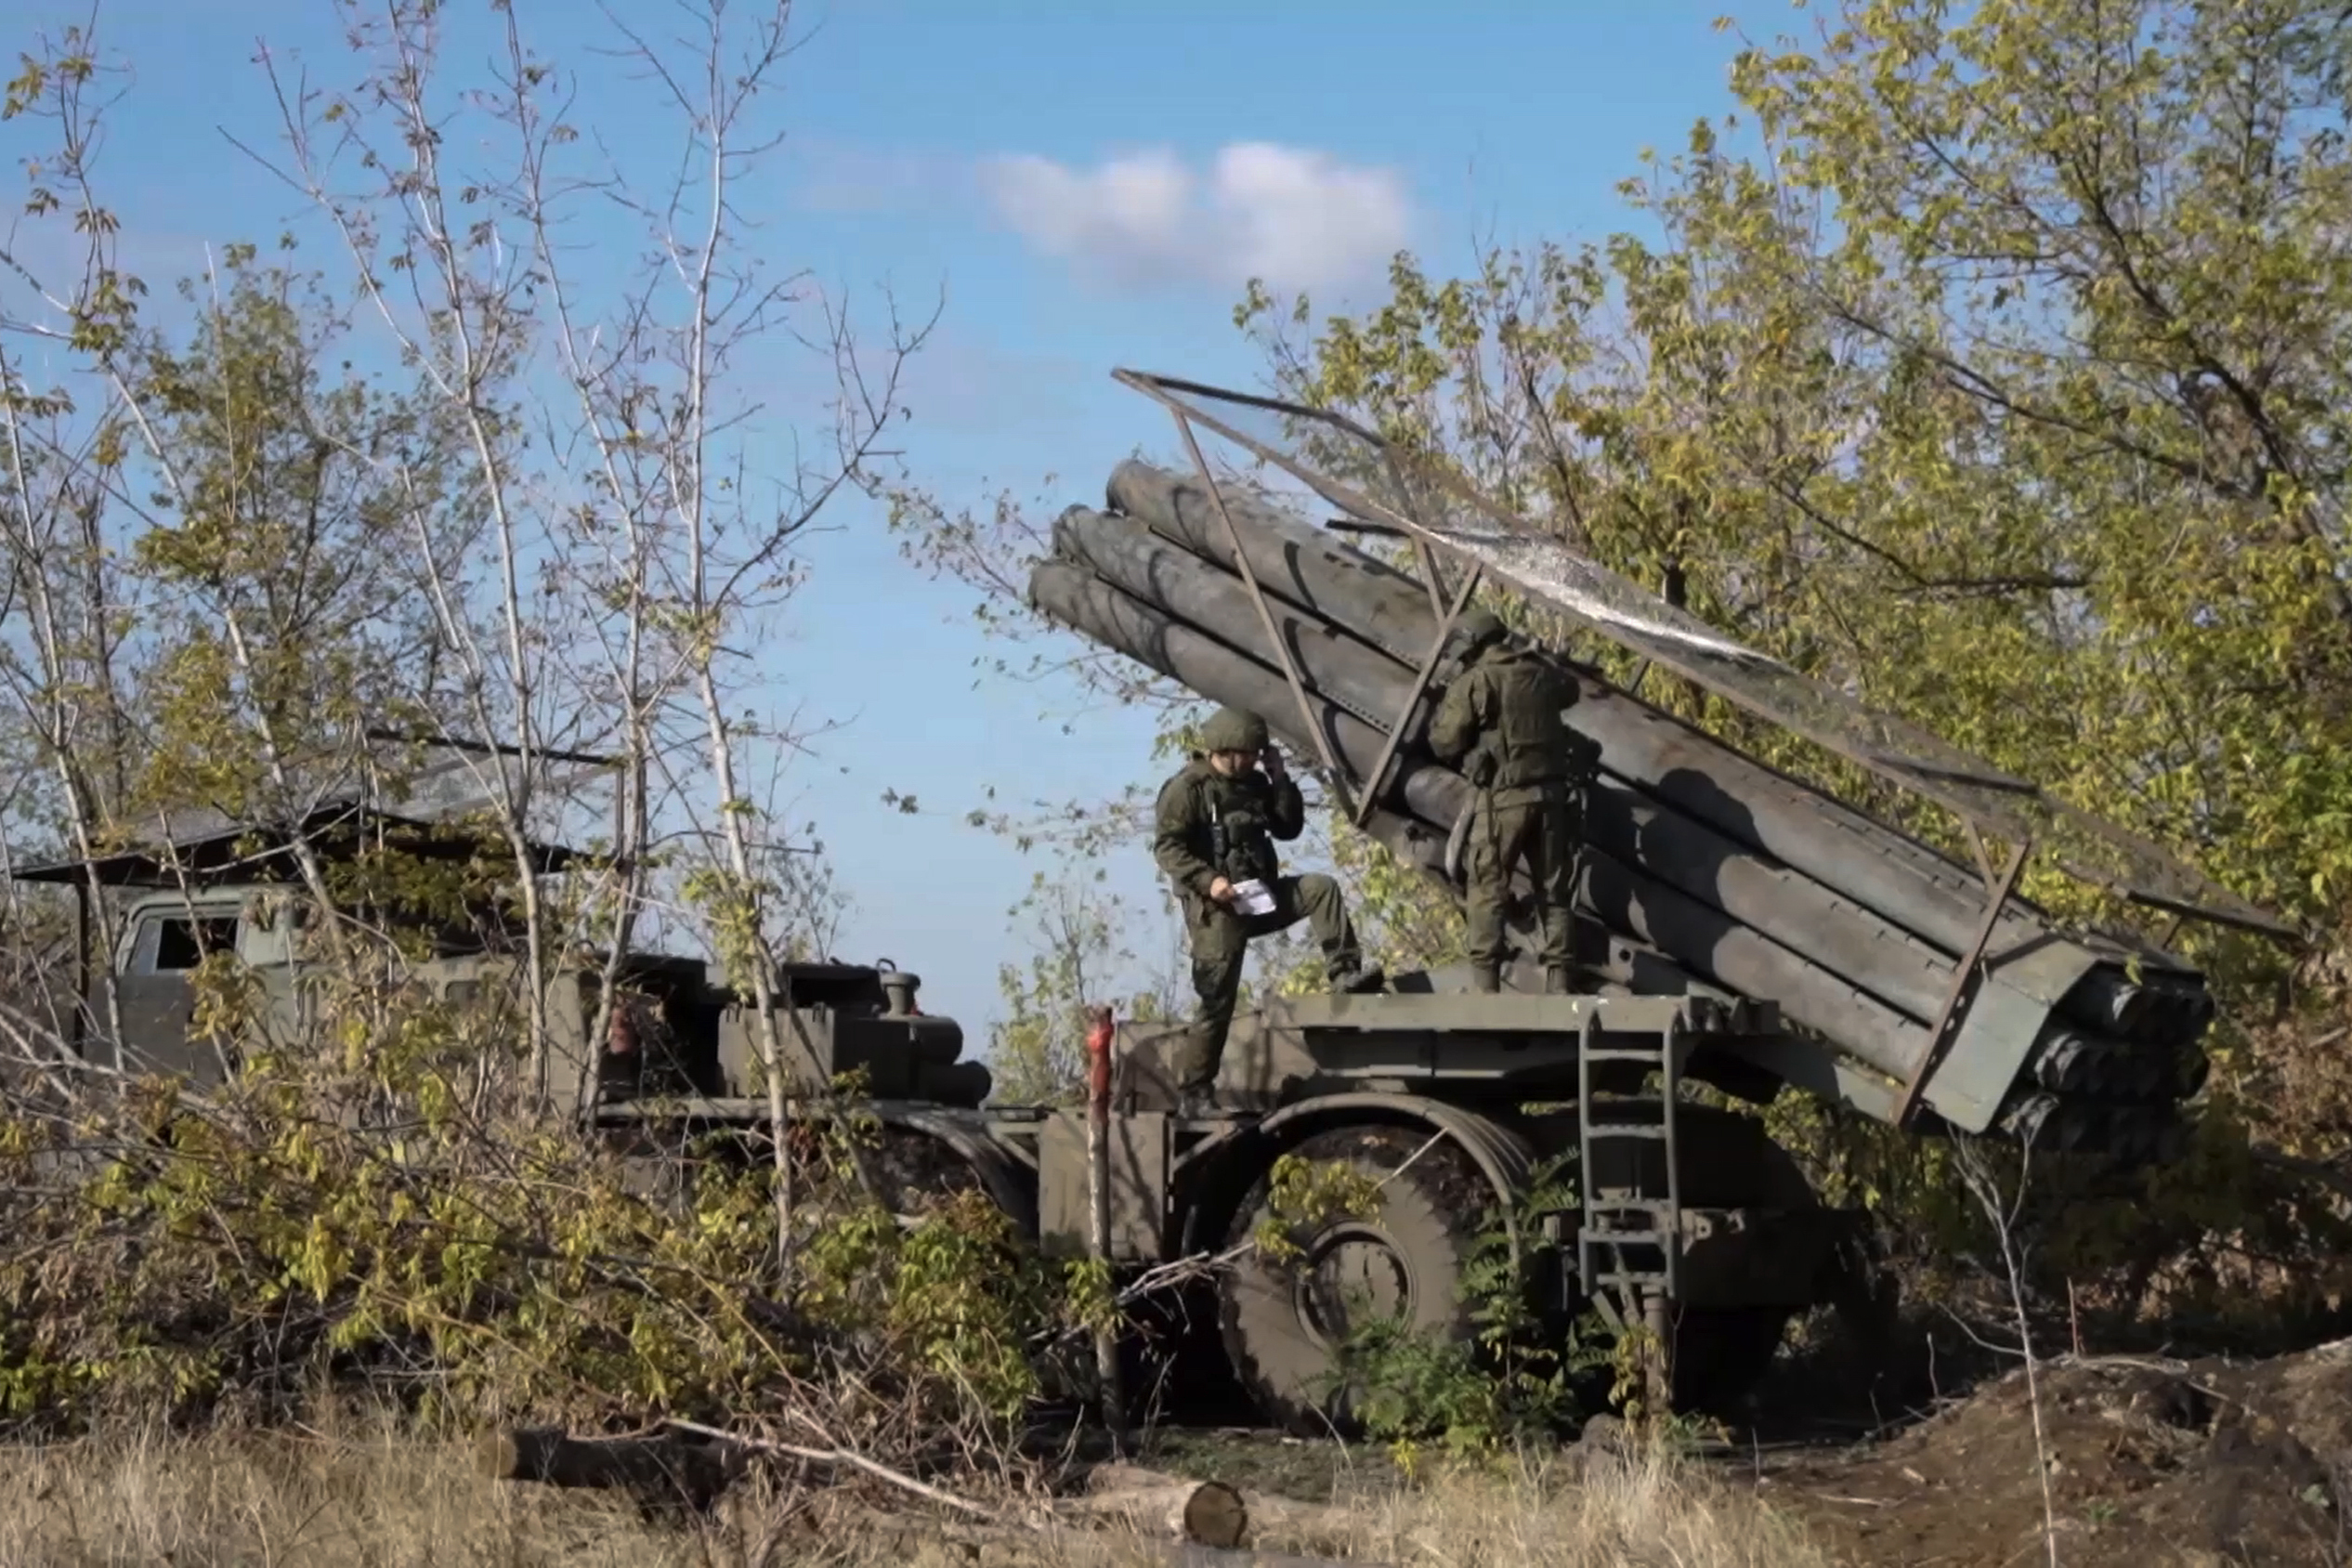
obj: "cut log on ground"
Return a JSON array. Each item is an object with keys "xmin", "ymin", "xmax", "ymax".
[
  {"xmin": 1082, "ymin": 1462, "xmax": 1365, "ymax": 1553},
  {"xmin": 481, "ymin": 1427, "xmax": 746, "ymax": 1511},
  {"xmin": 1075, "ymin": 1462, "xmax": 1248, "ymax": 1548}
]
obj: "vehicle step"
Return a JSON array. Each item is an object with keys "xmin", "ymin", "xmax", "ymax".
[
  {"xmin": 1585, "ymin": 1123, "xmax": 1667, "ymax": 1139},
  {"xmin": 1582, "ymin": 1048, "xmax": 1667, "ymax": 1063}
]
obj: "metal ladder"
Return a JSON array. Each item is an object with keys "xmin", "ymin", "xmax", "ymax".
[{"xmin": 1576, "ymin": 1013, "xmax": 1683, "ymax": 1338}]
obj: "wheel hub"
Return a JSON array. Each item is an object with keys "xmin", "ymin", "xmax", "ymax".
[{"xmin": 1296, "ymin": 1222, "xmax": 1413, "ymax": 1348}]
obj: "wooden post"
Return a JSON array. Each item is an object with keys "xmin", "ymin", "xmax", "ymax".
[
  {"xmin": 1085, "ymin": 1004, "xmax": 1125, "ymax": 1451},
  {"xmin": 1642, "ymin": 1286, "xmax": 1672, "ymax": 1422}
]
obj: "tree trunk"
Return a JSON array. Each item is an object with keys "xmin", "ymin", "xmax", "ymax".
[{"xmin": 862, "ymin": 1509, "xmax": 1372, "ymax": 1568}]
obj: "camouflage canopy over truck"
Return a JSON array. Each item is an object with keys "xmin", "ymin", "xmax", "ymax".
[{"xmin": 16, "ymin": 372, "xmax": 2293, "ymax": 1435}]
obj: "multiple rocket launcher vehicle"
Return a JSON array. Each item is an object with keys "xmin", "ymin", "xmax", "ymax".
[{"xmin": 32, "ymin": 371, "xmax": 2289, "ymax": 1430}]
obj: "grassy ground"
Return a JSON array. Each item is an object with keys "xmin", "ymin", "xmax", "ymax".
[{"xmin": 0, "ymin": 1415, "xmax": 1840, "ymax": 1567}]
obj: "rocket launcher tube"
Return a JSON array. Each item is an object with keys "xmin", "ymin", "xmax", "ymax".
[{"xmin": 1104, "ymin": 460, "xmax": 2195, "ymax": 1041}]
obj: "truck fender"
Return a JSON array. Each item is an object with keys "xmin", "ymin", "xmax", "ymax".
[
  {"xmin": 1183, "ymin": 1092, "xmax": 1537, "ymax": 1264},
  {"xmin": 872, "ymin": 1105, "xmax": 1037, "ymax": 1235}
]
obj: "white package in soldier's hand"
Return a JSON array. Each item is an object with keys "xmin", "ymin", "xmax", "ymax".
[{"xmin": 1230, "ymin": 878, "xmax": 1276, "ymax": 917}]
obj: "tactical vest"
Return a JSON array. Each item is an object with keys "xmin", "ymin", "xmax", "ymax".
[
  {"xmin": 1206, "ymin": 774, "xmax": 1281, "ymax": 884},
  {"xmin": 1479, "ymin": 648, "xmax": 1575, "ymax": 791}
]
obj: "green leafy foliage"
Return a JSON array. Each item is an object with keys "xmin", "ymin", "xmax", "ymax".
[
  {"xmin": 0, "ymin": 947, "xmax": 1077, "ymax": 1438},
  {"xmin": 0, "ymin": 4, "xmax": 1052, "ymax": 1455},
  {"xmin": 1301, "ymin": 1153, "xmax": 1596, "ymax": 1463}
]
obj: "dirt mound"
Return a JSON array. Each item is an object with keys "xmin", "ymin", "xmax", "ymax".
[{"xmin": 1762, "ymin": 1339, "xmax": 2352, "ymax": 1565}]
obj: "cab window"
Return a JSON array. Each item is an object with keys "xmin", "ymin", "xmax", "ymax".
[{"xmin": 132, "ymin": 912, "xmax": 240, "ymax": 975}]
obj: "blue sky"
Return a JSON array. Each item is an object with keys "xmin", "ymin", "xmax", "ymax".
[{"xmin": 6, "ymin": 0, "xmax": 1778, "ymax": 1061}]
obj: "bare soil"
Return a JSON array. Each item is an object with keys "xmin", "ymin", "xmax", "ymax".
[
  {"xmin": 1130, "ymin": 1339, "xmax": 2352, "ymax": 1565},
  {"xmin": 1752, "ymin": 1339, "xmax": 2352, "ymax": 1566}
]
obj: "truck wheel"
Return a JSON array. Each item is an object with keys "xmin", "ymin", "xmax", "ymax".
[{"xmin": 1217, "ymin": 1124, "xmax": 1498, "ymax": 1436}]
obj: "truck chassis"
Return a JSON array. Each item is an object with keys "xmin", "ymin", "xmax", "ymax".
[{"xmin": 590, "ymin": 978, "xmax": 1855, "ymax": 1431}]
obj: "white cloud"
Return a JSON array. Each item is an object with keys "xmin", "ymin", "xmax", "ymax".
[{"xmin": 977, "ymin": 143, "xmax": 1413, "ymax": 294}]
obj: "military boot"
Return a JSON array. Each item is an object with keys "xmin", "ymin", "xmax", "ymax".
[
  {"xmin": 1544, "ymin": 965, "xmax": 1577, "ymax": 996},
  {"xmin": 1329, "ymin": 960, "xmax": 1387, "ymax": 996},
  {"xmin": 1469, "ymin": 964, "xmax": 1502, "ymax": 994}
]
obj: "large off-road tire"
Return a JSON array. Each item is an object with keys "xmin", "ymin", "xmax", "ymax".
[{"xmin": 1217, "ymin": 1124, "xmax": 1498, "ymax": 1436}]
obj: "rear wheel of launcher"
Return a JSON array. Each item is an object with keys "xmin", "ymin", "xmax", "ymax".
[
  {"xmin": 1215, "ymin": 1124, "xmax": 1501, "ymax": 1436},
  {"xmin": 859, "ymin": 1112, "xmax": 1036, "ymax": 1235}
]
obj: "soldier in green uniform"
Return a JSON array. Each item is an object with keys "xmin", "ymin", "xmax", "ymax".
[
  {"xmin": 1429, "ymin": 608, "xmax": 1588, "ymax": 994},
  {"xmin": 1155, "ymin": 707, "xmax": 1385, "ymax": 1111}
]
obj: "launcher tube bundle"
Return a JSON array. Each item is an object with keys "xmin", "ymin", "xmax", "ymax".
[{"xmin": 1027, "ymin": 416, "xmax": 2280, "ymax": 1159}]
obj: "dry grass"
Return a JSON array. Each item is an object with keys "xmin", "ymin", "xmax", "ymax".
[
  {"xmin": 1258, "ymin": 1447, "xmax": 1841, "ymax": 1567},
  {"xmin": 0, "ymin": 1416, "xmax": 1841, "ymax": 1567}
]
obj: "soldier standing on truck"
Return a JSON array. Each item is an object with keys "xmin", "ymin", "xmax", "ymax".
[
  {"xmin": 1156, "ymin": 706, "xmax": 1386, "ymax": 1113},
  {"xmin": 1430, "ymin": 607, "xmax": 1588, "ymax": 995}
]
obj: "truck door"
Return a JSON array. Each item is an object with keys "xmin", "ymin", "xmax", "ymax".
[
  {"xmin": 112, "ymin": 905, "xmax": 242, "ymax": 1086},
  {"xmin": 232, "ymin": 891, "xmax": 307, "ymax": 1048}
]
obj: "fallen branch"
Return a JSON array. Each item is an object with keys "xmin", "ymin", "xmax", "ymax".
[
  {"xmin": 856, "ymin": 1505, "xmax": 1378, "ymax": 1568},
  {"xmin": 489, "ymin": 1426, "xmax": 1383, "ymax": 1564},
  {"xmin": 489, "ymin": 1418, "xmax": 1000, "ymax": 1527},
  {"xmin": 1224, "ymin": 1489, "xmax": 1371, "ymax": 1553},
  {"xmin": 2252, "ymin": 1143, "xmax": 2352, "ymax": 1205},
  {"xmin": 660, "ymin": 1415, "xmax": 1001, "ymax": 1522}
]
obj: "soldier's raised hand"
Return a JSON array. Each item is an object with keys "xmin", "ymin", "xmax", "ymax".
[{"xmin": 1259, "ymin": 745, "xmax": 1287, "ymax": 780}]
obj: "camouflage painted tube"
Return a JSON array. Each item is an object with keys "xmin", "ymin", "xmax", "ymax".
[
  {"xmin": 1104, "ymin": 459, "xmax": 2197, "ymax": 1044},
  {"xmin": 1052, "ymin": 503, "xmax": 1975, "ymax": 1030},
  {"xmin": 1026, "ymin": 558, "xmax": 1949, "ymax": 1094}
]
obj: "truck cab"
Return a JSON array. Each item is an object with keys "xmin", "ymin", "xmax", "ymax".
[{"xmin": 98, "ymin": 887, "xmax": 307, "ymax": 1085}]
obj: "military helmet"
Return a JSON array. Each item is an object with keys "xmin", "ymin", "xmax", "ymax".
[
  {"xmin": 1457, "ymin": 607, "xmax": 1509, "ymax": 648},
  {"xmin": 1200, "ymin": 706, "xmax": 1270, "ymax": 754}
]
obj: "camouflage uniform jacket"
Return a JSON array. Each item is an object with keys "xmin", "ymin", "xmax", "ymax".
[
  {"xmin": 1430, "ymin": 646, "xmax": 1582, "ymax": 797},
  {"xmin": 1152, "ymin": 758, "xmax": 1305, "ymax": 902}
]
